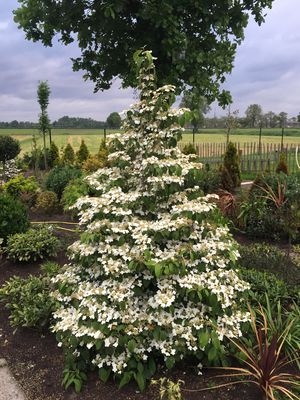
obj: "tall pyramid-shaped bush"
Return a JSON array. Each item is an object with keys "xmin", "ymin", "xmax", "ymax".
[{"xmin": 52, "ymin": 51, "xmax": 250, "ymax": 391}]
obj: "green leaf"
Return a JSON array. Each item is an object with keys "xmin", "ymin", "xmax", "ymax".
[
  {"xmin": 147, "ymin": 357, "xmax": 156, "ymax": 376},
  {"xmin": 198, "ymin": 330, "xmax": 209, "ymax": 348},
  {"xmin": 165, "ymin": 356, "xmax": 175, "ymax": 369},
  {"xmin": 208, "ymin": 346, "xmax": 217, "ymax": 362},
  {"xmin": 99, "ymin": 368, "xmax": 111, "ymax": 383},
  {"xmin": 137, "ymin": 362, "xmax": 144, "ymax": 374},
  {"xmin": 119, "ymin": 371, "xmax": 132, "ymax": 388},
  {"xmin": 154, "ymin": 264, "xmax": 162, "ymax": 278},
  {"xmin": 134, "ymin": 371, "xmax": 146, "ymax": 392},
  {"xmin": 74, "ymin": 379, "xmax": 82, "ymax": 394},
  {"xmin": 127, "ymin": 339, "xmax": 137, "ymax": 352}
]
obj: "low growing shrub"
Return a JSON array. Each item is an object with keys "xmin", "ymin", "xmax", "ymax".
[
  {"xmin": 239, "ymin": 243, "xmax": 300, "ymax": 287},
  {"xmin": 45, "ymin": 165, "xmax": 82, "ymax": 198},
  {"xmin": 36, "ymin": 191, "xmax": 59, "ymax": 215},
  {"xmin": 3, "ymin": 174, "xmax": 40, "ymax": 206},
  {"xmin": 182, "ymin": 143, "xmax": 197, "ymax": 155},
  {"xmin": 0, "ymin": 261, "xmax": 60, "ymax": 328},
  {"xmin": 6, "ymin": 225, "xmax": 60, "ymax": 262},
  {"xmin": 61, "ymin": 178, "xmax": 90, "ymax": 212},
  {"xmin": 0, "ymin": 193, "xmax": 29, "ymax": 241},
  {"xmin": 242, "ymin": 173, "xmax": 300, "ymax": 240},
  {"xmin": 197, "ymin": 169, "xmax": 221, "ymax": 194},
  {"xmin": 82, "ymin": 155, "xmax": 105, "ymax": 172},
  {"xmin": 238, "ymin": 268, "xmax": 298, "ymax": 308}
]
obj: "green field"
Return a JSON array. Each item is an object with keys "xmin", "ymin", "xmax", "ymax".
[{"xmin": 1, "ymin": 128, "xmax": 300, "ymax": 154}]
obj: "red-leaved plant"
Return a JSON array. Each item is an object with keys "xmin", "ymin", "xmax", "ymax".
[{"xmin": 211, "ymin": 305, "xmax": 300, "ymax": 400}]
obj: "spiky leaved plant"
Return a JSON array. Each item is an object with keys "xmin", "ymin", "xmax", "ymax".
[{"xmin": 52, "ymin": 50, "xmax": 250, "ymax": 391}]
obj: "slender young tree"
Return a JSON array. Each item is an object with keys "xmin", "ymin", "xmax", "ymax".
[
  {"xmin": 37, "ymin": 81, "xmax": 51, "ymax": 170},
  {"xmin": 226, "ymin": 108, "xmax": 239, "ymax": 144},
  {"xmin": 180, "ymin": 90, "xmax": 210, "ymax": 143}
]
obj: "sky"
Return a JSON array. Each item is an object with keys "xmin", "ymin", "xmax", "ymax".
[{"xmin": 0, "ymin": 0, "xmax": 299, "ymax": 122}]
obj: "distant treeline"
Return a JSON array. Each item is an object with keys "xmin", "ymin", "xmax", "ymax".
[{"xmin": 0, "ymin": 116, "xmax": 106, "ymax": 129}]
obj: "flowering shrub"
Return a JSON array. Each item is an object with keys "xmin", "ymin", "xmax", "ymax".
[
  {"xmin": 52, "ymin": 51, "xmax": 250, "ymax": 391},
  {"xmin": 0, "ymin": 159, "xmax": 21, "ymax": 184}
]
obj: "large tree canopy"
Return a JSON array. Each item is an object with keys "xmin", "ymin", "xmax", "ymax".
[{"xmin": 14, "ymin": 0, "xmax": 273, "ymax": 105}]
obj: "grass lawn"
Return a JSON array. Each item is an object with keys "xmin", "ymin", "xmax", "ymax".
[{"xmin": 1, "ymin": 128, "xmax": 300, "ymax": 154}]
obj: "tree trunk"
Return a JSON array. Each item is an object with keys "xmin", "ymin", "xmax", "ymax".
[{"xmin": 43, "ymin": 132, "xmax": 48, "ymax": 170}]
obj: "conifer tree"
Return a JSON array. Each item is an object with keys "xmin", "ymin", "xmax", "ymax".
[
  {"xmin": 275, "ymin": 152, "xmax": 289, "ymax": 175},
  {"xmin": 76, "ymin": 140, "xmax": 90, "ymax": 164},
  {"xmin": 49, "ymin": 141, "xmax": 60, "ymax": 168},
  {"xmin": 52, "ymin": 51, "xmax": 249, "ymax": 391},
  {"xmin": 223, "ymin": 142, "xmax": 241, "ymax": 189},
  {"xmin": 62, "ymin": 143, "xmax": 75, "ymax": 165}
]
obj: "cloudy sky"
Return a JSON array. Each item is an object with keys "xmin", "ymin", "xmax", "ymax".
[{"xmin": 0, "ymin": 0, "xmax": 299, "ymax": 122}]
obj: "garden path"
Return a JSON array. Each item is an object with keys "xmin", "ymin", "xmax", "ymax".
[{"xmin": 0, "ymin": 359, "xmax": 26, "ymax": 400}]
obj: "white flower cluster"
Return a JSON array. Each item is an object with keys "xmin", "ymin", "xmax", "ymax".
[
  {"xmin": 52, "ymin": 51, "xmax": 250, "ymax": 382},
  {"xmin": 0, "ymin": 159, "xmax": 21, "ymax": 184}
]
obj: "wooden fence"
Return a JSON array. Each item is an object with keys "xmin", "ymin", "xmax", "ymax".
[{"xmin": 178, "ymin": 142, "xmax": 300, "ymax": 174}]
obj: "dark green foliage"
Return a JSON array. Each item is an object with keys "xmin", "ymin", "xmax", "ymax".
[
  {"xmin": 106, "ymin": 112, "xmax": 121, "ymax": 129},
  {"xmin": 36, "ymin": 191, "xmax": 59, "ymax": 215},
  {"xmin": 219, "ymin": 165, "xmax": 234, "ymax": 192},
  {"xmin": 182, "ymin": 143, "xmax": 197, "ymax": 155},
  {"xmin": 242, "ymin": 173, "xmax": 300, "ymax": 240},
  {"xmin": 49, "ymin": 141, "xmax": 60, "ymax": 167},
  {"xmin": 24, "ymin": 147, "xmax": 52, "ymax": 170},
  {"xmin": 239, "ymin": 243, "xmax": 300, "ymax": 287},
  {"xmin": 45, "ymin": 165, "xmax": 82, "ymax": 198},
  {"xmin": 62, "ymin": 143, "xmax": 75, "ymax": 165},
  {"xmin": 6, "ymin": 225, "xmax": 60, "ymax": 262},
  {"xmin": 0, "ymin": 193, "xmax": 29, "ymax": 241},
  {"xmin": 61, "ymin": 178, "xmax": 90, "ymax": 212},
  {"xmin": 14, "ymin": 1, "xmax": 274, "ymax": 104},
  {"xmin": 0, "ymin": 261, "xmax": 60, "ymax": 328},
  {"xmin": 197, "ymin": 169, "xmax": 221, "ymax": 194},
  {"xmin": 76, "ymin": 140, "xmax": 90, "ymax": 164},
  {"xmin": 0, "ymin": 136, "xmax": 21, "ymax": 172},
  {"xmin": 245, "ymin": 104, "xmax": 263, "ymax": 128},
  {"xmin": 180, "ymin": 90, "xmax": 210, "ymax": 132},
  {"xmin": 238, "ymin": 268, "xmax": 298, "ymax": 308},
  {"xmin": 275, "ymin": 152, "xmax": 289, "ymax": 175},
  {"xmin": 248, "ymin": 173, "xmax": 264, "ymax": 199},
  {"xmin": 223, "ymin": 142, "xmax": 241, "ymax": 189}
]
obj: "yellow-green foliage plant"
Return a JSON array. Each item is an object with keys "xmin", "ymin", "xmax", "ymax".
[
  {"xmin": 76, "ymin": 139, "xmax": 90, "ymax": 164},
  {"xmin": 52, "ymin": 51, "xmax": 250, "ymax": 392}
]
